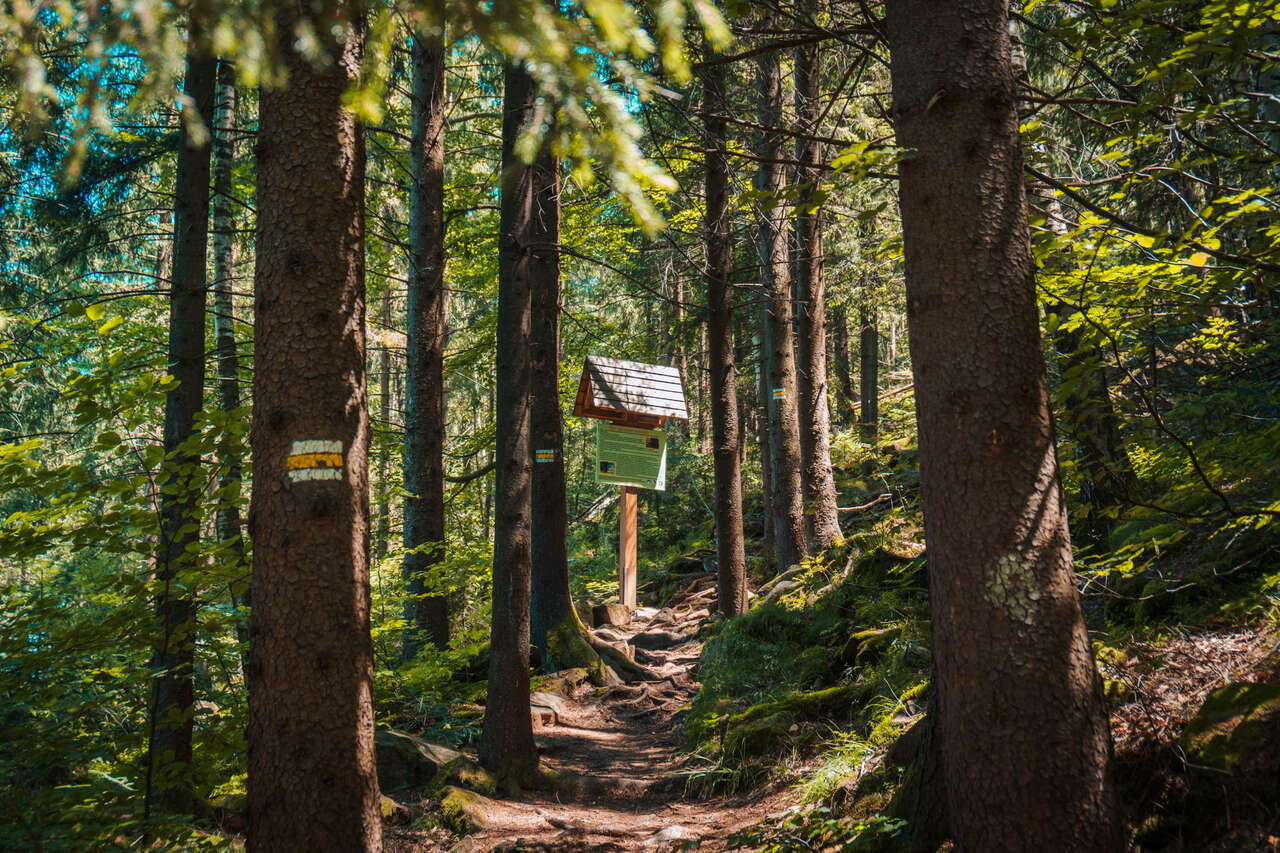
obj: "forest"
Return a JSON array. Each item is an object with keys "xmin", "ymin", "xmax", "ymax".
[{"xmin": 0, "ymin": 0, "xmax": 1277, "ymax": 850}]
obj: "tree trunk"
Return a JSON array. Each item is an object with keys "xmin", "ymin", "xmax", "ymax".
[
  {"xmin": 704, "ymin": 54, "xmax": 748, "ymax": 618},
  {"xmin": 479, "ymin": 60, "xmax": 539, "ymax": 790},
  {"xmin": 671, "ymin": 267, "xmax": 690, "ymax": 441},
  {"xmin": 757, "ymin": 30, "xmax": 807, "ymax": 572},
  {"xmin": 403, "ymin": 26, "xmax": 450, "ymax": 656},
  {"xmin": 698, "ymin": 318, "xmax": 712, "ymax": 454},
  {"xmin": 376, "ymin": 288, "xmax": 392, "ymax": 558},
  {"xmin": 147, "ymin": 26, "xmax": 215, "ymax": 818},
  {"xmin": 858, "ymin": 295, "xmax": 878, "ymax": 441},
  {"xmin": 247, "ymin": 5, "xmax": 382, "ymax": 849},
  {"xmin": 886, "ymin": 2, "xmax": 1121, "ymax": 850},
  {"xmin": 210, "ymin": 59, "xmax": 248, "ymax": 668},
  {"xmin": 792, "ymin": 18, "xmax": 841, "ymax": 551},
  {"xmin": 754, "ymin": 327, "xmax": 775, "ymax": 558},
  {"xmin": 831, "ymin": 305, "xmax": 856, "ymax": 425},
  {"xmin": 528, "ymin": 150, "xmax": 601, "ymax": 672}
]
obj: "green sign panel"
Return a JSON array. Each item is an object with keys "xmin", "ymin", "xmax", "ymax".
[{"xmin": 594, "ymin": 422, "xmax": 667, "ymax": 491}]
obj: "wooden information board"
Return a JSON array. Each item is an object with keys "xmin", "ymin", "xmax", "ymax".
[
  {"xmin": 594, "ymin": 422, "xmax": 667, "ymax": 491},
  {"xmin": 572, "ymin": 356, "xmax": 688, "ymax": 609}
]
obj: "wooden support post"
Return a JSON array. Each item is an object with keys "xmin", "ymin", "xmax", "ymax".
[{"xmin": 619, "ymin": 485, "xmax": 638, "ymax": 609}]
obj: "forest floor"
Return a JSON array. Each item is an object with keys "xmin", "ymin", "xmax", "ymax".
[{"xmin": 388, "ymin": 574, "xmax": 790, "ymax": 853}]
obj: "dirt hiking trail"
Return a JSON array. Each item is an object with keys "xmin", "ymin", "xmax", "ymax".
[{"xmin": 390, "ymin": 575, "xmax": 791, "ymax": 852}]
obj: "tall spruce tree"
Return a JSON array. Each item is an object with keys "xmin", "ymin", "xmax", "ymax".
[
  {"xmin": 146, "ymin": 21, "xmax": 215, "ymax": 818},
  {"xmin": 756, "ymin": 23, "xmax": 807, "ymax": 572},
  {"xmin": 403, "ymin": 24, "xmax": 450, "ymax": 656},
  {"xmin": 704, "ymin": 52, "xmax": 748, "ymax": 617},
  {"xmin": 479, "ymin": 59, "xmax": 539, "ymax": 788},
  {"xmin": 886, "ymin": 1, "xmax": 1122, "ymax": 849},
  {"xmin": 246, "ymin": 3, "xmax": 382, "ymax": 848},
  {"xmin": 792, "ymin": 6, "xmax": 841, "ymax": 551}
]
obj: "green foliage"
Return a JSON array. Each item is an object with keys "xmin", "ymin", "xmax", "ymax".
[{"xmin": 693, "ymin": 807, "xmax": 905, "ymax": 853}]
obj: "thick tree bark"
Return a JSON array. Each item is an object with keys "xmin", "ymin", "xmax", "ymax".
[
  {"xmin": 886, "ymin": 2, "xmax": 1122, "ymax": 851},
  {"xmin": 147, "ymin": 26, "xmax": 215, "ymax": 818},
  {"xmin": 402, "ymin": 26, "xmax": 450, "ymax": 657},
  {"xmin": 209, "ymin": 60, "xmax": 248, "ymax": 668},
  {"xmin": 704, "ymin": 55, "xmax": 748, "ymax": 618},
  {"xmin": 757, "ymin": 32, "xmax": 808, "ymax": 572},
  {"xmin": 479, "ymin": 60, "xmax": 539, "ymax": 789},
  {"xmin": 831, "ymin": 304, "xmax": 857, "ymax": 425},
  {"xmin": 247, "ymin": 6, "xmax": 382, "ymax": 850},
  {"xmin": 792, "ymin": 19, "xmax": 841, "ymax": 551},
  {"xmin": 528, "ymin": 150, "xmax": 601, "ymax": 671},
  {"xmin": 858, "ymin": 295, "xmax": 878, "ymax": 440}
]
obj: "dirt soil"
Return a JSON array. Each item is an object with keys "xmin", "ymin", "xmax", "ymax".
[{"xmin": 388, "ymin": 575, "xmax": 791, "ymax": 853}]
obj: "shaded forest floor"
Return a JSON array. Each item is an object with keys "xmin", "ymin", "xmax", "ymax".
[{"xmin": 387, "ymin": 575, "xmax": 792, "ymax": 852}]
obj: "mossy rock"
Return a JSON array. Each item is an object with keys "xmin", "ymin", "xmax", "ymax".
[
  {"xmin": 728, "ymin": 683, "xmax": 861, "ymax": 728},
  {"xmin": 439, "ymin": 785, "xmax": 498, "ymax": 835},
  {"xmin": 793, "ymin": 645, "xmax": 838, "ymax": 687},
  {"xmin": 375, "ymin": 728, "xmax": 464, "ymax": 793},
  {"xmin": 724, "ymin": 711, "xmax": 794, "ymax": 757},
  {"xmin": 374, "ymin": 728, "xmax": 496, "ymax": 796},
  {"xmin": 841, "ymin": 626, "xmax": 900, "ymax": 667},
  {"xmin": 1179, "ymin": 682, "xmax": 1280, "ymax": 775}
]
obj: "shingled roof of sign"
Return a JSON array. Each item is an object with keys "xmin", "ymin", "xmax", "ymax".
[{"xmin": 573, "ymin": 355, "xmax": 689, "ymax": 422}]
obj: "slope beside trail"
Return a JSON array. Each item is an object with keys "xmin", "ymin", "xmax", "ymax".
[{"xmin": 394, "ymin": 575, "xmax": 792, "ymax": 853}]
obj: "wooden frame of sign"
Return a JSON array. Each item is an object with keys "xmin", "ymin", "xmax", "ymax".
[{"xmin": 573, "ymin": 356, "xmax": 689, "ymax": 608}]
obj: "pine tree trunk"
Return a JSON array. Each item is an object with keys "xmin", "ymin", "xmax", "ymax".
[
  {"xmin": 886, "ymin": 2, "xmax": 1121, "ymax": 849},
  {"xmin": 479, "ymin": 60, "xmax": 539, "ymax": 789},
  {"xmin": 529, "ymin": 151, "xmax": 598, "ymax": 670},
  {"xmin": 403, "ymin": 26, "xmax": 450, "ymax": 656},
  {"xmin": 147, "ymin": 27, "xmax": 215, "ymax": 818},
  {"xmin": 209, "ymin": 59, "xmax": 248, "ymax": 668},
  {"xmin": 858, "ymin": 296, "xmax": 878, "ymax": 440},
  {"xmin": 793, "ymin": 20, "xmax": 841, "ymax": 551},
  {"xmin": 831, "ymin": 305, "xmax": 856, "ymax": 425},
  {"xmin": 704, "ymin": 54, "xmax": 748, "ymax": 618},
  {"xmin": 247, "ymin": 6, "xmax": 382, "ymax": 849},
  {"xmin": 757, "ymin": 34, "xmax": 807, "ymax": 572}
]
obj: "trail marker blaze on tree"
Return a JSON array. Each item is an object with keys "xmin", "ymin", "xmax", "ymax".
[{"xmin": 573, "ymin": 356, "xmax": 688, "ymax": 609}]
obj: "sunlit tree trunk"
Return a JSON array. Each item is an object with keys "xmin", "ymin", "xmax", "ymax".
[
  {"xmin": 886, "ymin": 2, "xmax": 1121, "ymax": 849},
  {"xmin": 247, "ymin": 4, "xmax": 381, "ymax": 847},
  {"xmin": 757, "ymin": 28, "xmax": 807, "ymax": 571},
  {"xmin": 704, "ymin": 53, "xmax": 748, "ymax": 617},
  {"xmin": 147, "ymin": 24, "xmax": 215, "ymax": 819},
  {"xmin": 209, "ymin": 59, "xmax": 248, "ymax": 667},
  {"xmin": 793, "ymin": 13, "xmax": 840, "ymax": 550}
]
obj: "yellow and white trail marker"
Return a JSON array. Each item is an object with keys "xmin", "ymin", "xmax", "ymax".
[{"xmin": 287, "ymin": 439, "xmax": 344, "ymax": 483}]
